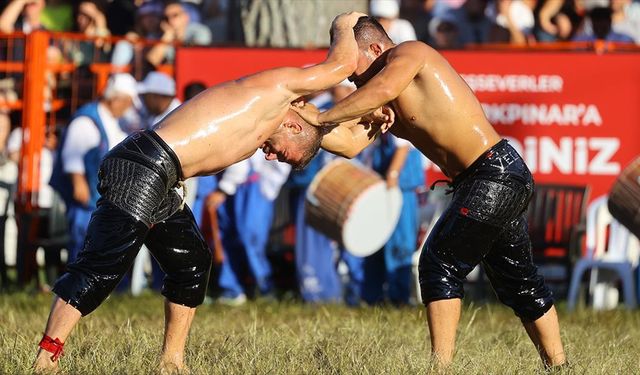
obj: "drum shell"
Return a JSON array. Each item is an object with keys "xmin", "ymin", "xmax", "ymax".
[{"xmin": 305, "ymin": 159, "xmax": 402, "ymax": 257}]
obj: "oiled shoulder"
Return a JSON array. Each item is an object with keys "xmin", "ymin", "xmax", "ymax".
[{"xmin": 386, "ymin": 41, "xmax": 432, "ymax": 61}]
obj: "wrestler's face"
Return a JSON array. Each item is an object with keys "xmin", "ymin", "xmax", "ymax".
[
  {"xmin": 262, "ymin": 119, "xmax": 321, "ymax": 170},
  {"xmin": 261, "ymin": 136, "xmax": 305, "ymax": 168}
]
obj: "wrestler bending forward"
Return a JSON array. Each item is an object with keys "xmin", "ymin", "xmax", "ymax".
[
  {"xmin": 293, "ymin": 16, "xmax": 566, "ymax": 370},
  {"xmin": 33, "ymin": 12, "xmax": 389, "ymax": 373}
]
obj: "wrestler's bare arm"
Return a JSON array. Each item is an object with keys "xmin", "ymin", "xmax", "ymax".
[
  {"xmin": 320, "ymin": 119, "xmax": 379, "ymax": 159},
  {"xmin": 319, "ymin": 106, "xmax": 395, "ymax": 158},
  {"xmin": 243, "ymin": 12, "xmax": 362, "ymax": 106},
  {"xmin": 319, "ymin": 42, "xmax": 427, "ymax": 124}
]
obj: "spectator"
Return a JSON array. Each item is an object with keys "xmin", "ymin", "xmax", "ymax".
[
  {"xmin": 370, "ymin": 0, "xmax": 417, "ymax": 43},
  {"xmin": 75, "ymin": 0, "xmax": 110, "ymax": 38},
  {"xmin": 145, "ymin": 0, "xmax": 212, "ymax": 67},
  {"xmin": 8, "ymin": 125, "xmax": 64, "ymax": 290},
  {"xmin": 129, "ymin": 71, "xmax": 181, "ymax": 291},
  {"xmin": 398, "ymin": 0, "xmax": 434, "ymax": 43},
  {"xmin": 535, "ymin": 0, "xmax": 582, "ymax": 42},
  {"xmin": 573, "ymin": 6, "xmax": 635, "ymax": 43},
  {"xmin": 289, "ymin": 82, "xmax": 372, "ymax": 305},
  {"xmin": 491, "ymin": 0, "xmax": 535, "ymax": 44},
  {"xmin": 180, "ymin": 81, "xmax": 225, "ymax": 301},
  {"xmin": 68, "ymin": 0, "xmax": 111, "ymax": 67},
  {"xmin": 50, "ymin": 73, "xmax": 137, "ymax": 263},
  {"xmin": 361, "ymin": 134, "xmax": 424, "ymax": 306},
  {"xmin": 211, "ymin": 158, "xmax": 249, "ymax": 304},
  {"xmin": 217, "ymin": 152, "xmax": 290, "ymax": 305},
  {"xmin": 111, "ymin": 1, "xmax": 164, "ymax": 68},
  {"xmin": 610, "ymin": 0, "xmax": 640, "ymax": 44},
  {"xmin": 429, "ymin": 0, "xmax": 495, "ymax": 47},
  {"xmin": 578, "ymin": 1, "xmax": 640, "ymax": 44},
  {"xmin": 0, "ymin": 0, "xmax": 46, "ymax": 33},
  {"xmin": 429, "ymin": 14, "xmax": 462, "ymax": 49},
  {"xmin": 137, "ymin": 71, "xmax": 181, "ymax": 127}
]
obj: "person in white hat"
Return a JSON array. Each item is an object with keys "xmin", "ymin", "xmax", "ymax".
[
  {"xmin": 49, "ymin": 73, "xmax": 137, "ymax": 264},
  {"xmin": 369, "ymin": 0, "xmax": 417, "ymax": 43},
  {"xmin": 137, "ymin": 71, "xmax": 181, "ymax": 129}
]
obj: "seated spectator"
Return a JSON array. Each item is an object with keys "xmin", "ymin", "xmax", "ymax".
[
  {"xmin": 67, "ymin": 0, "xmax": 111, "ymax": 66},
  {"xmin": 111, "ymin": 1, "xmax": 164, "ymax": 67},
  {"xmin": 573, "ymin": 6, "xmax": 635, "ymax": 43},
  {"xmin": 370, "ymin": 0, "xmax": 417, "ymax": 43},
  {"xmin": 397, "ymin": 0, "xmax": 434, "ymax": 43},
  {"xmin": 428, "ymin": 14, "xmax": 462, "ymax": 50},
  {"xmin": 611, "ymin": 0, "xmax": 640, "ymax": 44},
  {"xmin": 579, "ymin": 1, "xmax": 640, "ymax": 44},
  {"xmin": 534, "ymin": 0, "xmax": 582, "ymax": 42},
  {"xmin": 76, "ymin": 0, "xmax": 110, "ymax": 39},
  {"xmin": 145, "ymin": 0, "xmax": 212, "ymax": 67},
  {"xmin": 429, "ymin": 0, "xmax": 495, "ymax": 47},
  {"xmin": 0, "ymin": 0, "xmax": 46, "ymax": 33},
  {"xmin": 491, "ymin": 0, "xmax": 535, "ymax": 44}
]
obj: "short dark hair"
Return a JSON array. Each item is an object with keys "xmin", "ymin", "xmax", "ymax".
[
  {"xmin": 353, "ymin": 16, "xmax": 393, "ymax": 48},
  {"xmin": 183, "ymin": 81, "xmax": 207, "ymax": 100},
  {"xmin": 286, "ymin": 119, "xmax": 321, "ymax": 170}
]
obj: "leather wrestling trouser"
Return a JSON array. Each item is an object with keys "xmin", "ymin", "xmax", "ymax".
[
  {"xmin": 418, "ymin": 139, "xmax": 553, "ymax": 322},
  {"xmin": 53, "ymin": 130, "xmax": 212, "ymax": 316}
]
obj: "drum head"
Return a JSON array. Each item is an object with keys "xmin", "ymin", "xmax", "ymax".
[{"xmin": 342, "ymin": 184, "xmax": 403, "ymax": 257}]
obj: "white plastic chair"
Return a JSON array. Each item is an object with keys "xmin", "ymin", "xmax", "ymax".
[{"xmin": 567, "ymin": 196, "xmax": 640, "ymax": 310}]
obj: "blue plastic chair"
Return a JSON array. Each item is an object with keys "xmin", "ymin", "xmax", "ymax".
[{"xmin": 567, "ymin": 196, "xmax": 639, "ymax": 310}]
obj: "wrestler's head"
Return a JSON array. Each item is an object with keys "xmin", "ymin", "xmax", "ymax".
[
  {"xmin": 262, "ymin": 108, "xmax": 323, "ymax": 170},
  {"xmin": 348, "ymin": 16, "xmax": 393, "ymax": 87}
]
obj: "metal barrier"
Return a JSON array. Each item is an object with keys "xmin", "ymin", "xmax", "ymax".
[{"xmin": 0, "ymin": 31, "xmax": 175, "ymax": 214}]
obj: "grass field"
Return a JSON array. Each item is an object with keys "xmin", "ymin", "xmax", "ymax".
[{"xmin": 1, "ymin": 292, "xmax": 640, "ymax": 374}]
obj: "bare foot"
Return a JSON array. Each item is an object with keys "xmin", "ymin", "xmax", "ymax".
[
  {"xmin": 158, "ymin": 360, "xmax": 190, "ymax": 375},
  {"xmin": 33, "ymin": 350, "xmax": 60, "ymax": 374}
]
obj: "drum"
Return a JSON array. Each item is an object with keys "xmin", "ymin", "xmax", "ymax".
[
  {"xmin": 608, "ymin": 156, "xmax": 640, "ymax": 238},
  {"xmin": 305, "ymin": 159, "xmax": 403, "ymax": 257}
]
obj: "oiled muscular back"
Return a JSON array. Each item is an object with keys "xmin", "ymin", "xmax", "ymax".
[
  {"xmin": 389, "ymin": 43, "xmax": 500, "ymax": 178},
  {"xmin": 154, "ymin": 77, "xmax": 292, "ymax": 178}
]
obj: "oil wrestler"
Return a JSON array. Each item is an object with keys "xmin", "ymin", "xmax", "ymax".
[
  {"xmin": 293, "ymin": 16, "xmax": 566, "ymax": 369},
  {"xmin": 33, "ymin": 12, "xmax": 385, "ymax": 374}
]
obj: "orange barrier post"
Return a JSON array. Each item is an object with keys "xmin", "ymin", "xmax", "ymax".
[{"xmin": 18, "ymin": 30, "xmax": 48, "ymax": 213}]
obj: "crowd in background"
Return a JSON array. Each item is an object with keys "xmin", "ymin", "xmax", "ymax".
[
  {"xmin": 0, "ymin": 0, "xmax": 639, "ymax": 307},
  {"xmin": 1, "ymin": 0, "xmax": 639, "ymax": 51}
]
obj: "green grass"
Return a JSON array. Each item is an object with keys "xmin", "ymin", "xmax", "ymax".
[{"xmin": 1, "ymin": 292, "xmax": 640, "ymax": 374}]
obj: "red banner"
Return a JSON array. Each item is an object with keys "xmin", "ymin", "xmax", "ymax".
[{"xmin": 176, "ymin": 48, "xmax": 640, "ymax": 201}]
